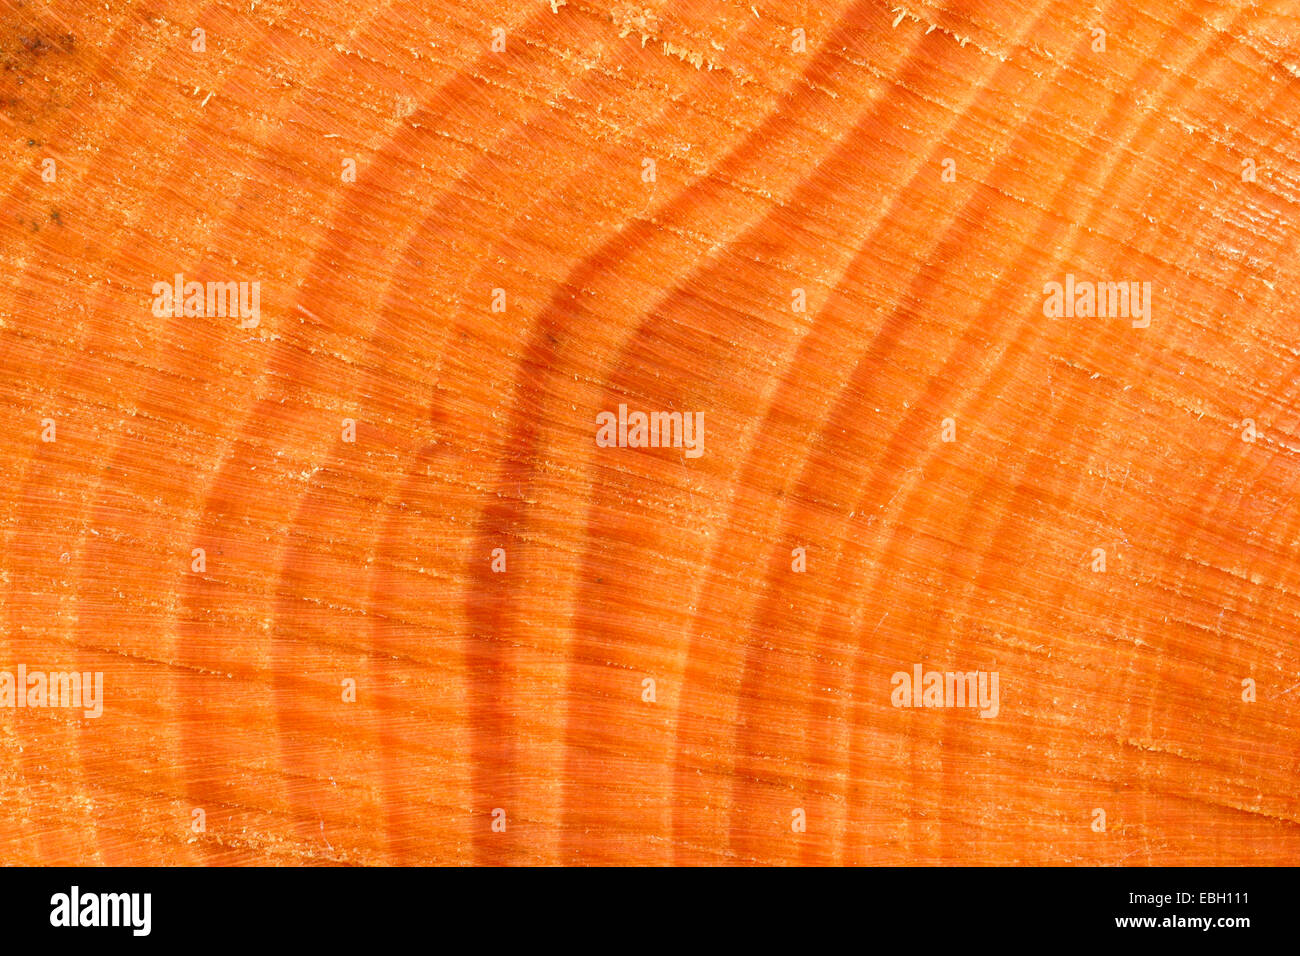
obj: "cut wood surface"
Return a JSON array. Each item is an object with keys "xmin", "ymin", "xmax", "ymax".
[{"xmin": 1, "ymin": 0, "xmax": 1298, "ymax": 865}]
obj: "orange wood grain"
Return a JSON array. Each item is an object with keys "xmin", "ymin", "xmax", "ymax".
[{"xmin": 0, "ymin": 0, "xmax": 1298, "ymax": 865}]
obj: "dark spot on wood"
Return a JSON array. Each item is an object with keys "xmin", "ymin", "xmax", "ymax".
[{"xmin": 0, "ymin": 26, "xmax": 76, "ymax": 122}]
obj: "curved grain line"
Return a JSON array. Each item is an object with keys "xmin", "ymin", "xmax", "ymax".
[
  {"xmin": 264, "ymin": 1, "xmax": 743, "ymax": 861},
  {"xmin": 701, "ymin": 0, "xmax": 1146, "ymax": 862},
  {"xmin": 831, "ymin": 1, "xmax": 1265, "ymax": 863},
  {"xmin": 0, "ymin": 0, "xmax": 343, "ymax": 866},
  {"xmin": 362, "ymin": 1, "xmax": 755, "ymax": 864},
  {"xmin": 457, "ymin": 0, "xmax": 904, "ymax": 862},
  {"xmin": 693, "ymin": 0, "xmax": 1131, "ymax": 861},
  {"xmin": 717, "ymin": 0, "xmax": 1083, "ymax": 863},
  {"xmin": 921, "ymin": 1, "xmax": 1292, "ymax": 863}
]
